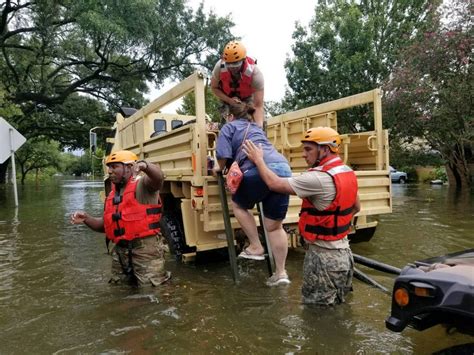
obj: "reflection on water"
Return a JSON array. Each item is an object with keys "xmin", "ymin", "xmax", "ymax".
[{"xmin": 0, "ymin": 179, "xmax": 472, "ymax": 353}]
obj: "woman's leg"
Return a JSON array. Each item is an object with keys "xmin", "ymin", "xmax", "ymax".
[
  {"xmin": 231, "ymin": 200, "xmax": 264, "ymax": 255},
  {"xmin": 264, "ymin": 217, "xmax": 288, "ymax": 277}
]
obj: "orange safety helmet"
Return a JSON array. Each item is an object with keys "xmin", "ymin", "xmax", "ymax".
[
  {"xmin": 223, "ymin": 40, "xmax": 247, "ymax": 63},
  {"xmin": 301, "ymin": 127, "xmax": 341, "ymax": 153},
  {"xmin": 105, "ymin": 150, "xmax": 138, "ymax": 165}
]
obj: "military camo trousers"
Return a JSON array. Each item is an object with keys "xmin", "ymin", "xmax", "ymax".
[
  {"xmin": 302, "ymin": 244, "xmax": 353, "ymax": 306},
  {"xmin": 110, "ymin": 234, "xmax": 171, "ymax": 287}
]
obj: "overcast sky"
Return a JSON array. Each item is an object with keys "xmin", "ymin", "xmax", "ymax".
[{"xmin": 150, "ymin": 0, "xmax": 316, "ymax": 110}]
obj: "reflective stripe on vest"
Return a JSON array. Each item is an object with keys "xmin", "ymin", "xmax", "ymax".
[
  {"xmin": 219, "ymin": 57, "xmax": 256, "ymax": 100},
  {"xmin": 298, "ymin": 156, "xmax": 358, "ymax": 242},
  {"xmin": 103, "ymin": 178, "xmax": 162, "ymax": 243}
]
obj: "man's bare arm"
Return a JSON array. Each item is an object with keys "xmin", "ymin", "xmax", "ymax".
[
  {"xmin": 71, "ymin": 211, "xmax": 105, "ymax": 233},
  {"xmin": 137, "ymin": 161, "xmax": 164, "ymax": 192},
  {"xmin": 252, "ymin": 90, "xmax": 264, "ymax": 128},
  {"xmin": 211, "ymin": 77, "xmax": 240, "ymax": 105}
]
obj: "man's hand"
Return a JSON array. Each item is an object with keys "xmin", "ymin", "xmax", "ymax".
[
  {"xmin": 132, "ymin": 160, "xmax": 148, "ymax": 175},
  {"xmin": 71, "ymin": 211, "xmax": 88, "ymax": 224},
  {"xmin": 230, "ymin": 96, "xmax": 242, "ymax": 104},
  {"xmin": 243, "ymin": 140, "xmax": 264, "ymax": 164}
]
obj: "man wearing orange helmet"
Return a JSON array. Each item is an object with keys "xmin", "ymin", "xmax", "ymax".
[
  {"xmin": 243, "ymin": 127, "xmax": 360, "ymax": 305},
  {"xmin": 211, "ymin": 40, "xmax": 265, "ymax": 127},
  {"xmin": 70, "ymin": 150, "xmax": 171, "ymax": 287}
]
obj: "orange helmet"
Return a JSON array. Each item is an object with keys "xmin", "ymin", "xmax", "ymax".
[
  {"xmin": 105, "ymin": 150, "xmax": 138, "ymax": 165},
  {"xmin": 223, "ymin": 41, "xmax": 246, "ymax": 63},
  {"xmin": 301, "ymin": 127, "xmax": 341, "ymax": 153}
]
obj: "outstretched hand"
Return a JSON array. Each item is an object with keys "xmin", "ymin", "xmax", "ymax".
[
  {"xmin": 71, "ymin": 211, "xmax": 87, "ymax": 224},
  {"xmin": 243, "ymin": 140, "xmax": 264, "ymax": 164}
]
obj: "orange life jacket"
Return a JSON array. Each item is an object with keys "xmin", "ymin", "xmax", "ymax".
[
  {"xmin": 103, "ymin": 178, "xmax": 162, "ymax": 244},
  {"xmin": 298, "ymin": 156, "xmax": 358, "ymax": 242},
  {"xmin": 219, "ymin": 57, "xmax": 256, "ymax": 100}
]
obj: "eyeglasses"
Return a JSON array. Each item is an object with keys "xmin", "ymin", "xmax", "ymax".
[{"xmin": 225, "ymin": 60, "xmax": 243, "ymax": 69}]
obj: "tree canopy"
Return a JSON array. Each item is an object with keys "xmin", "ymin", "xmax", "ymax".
[
  {"xmin": 284, "ymin": 0, "xmax": 435, "ymax": 132},
  {"xmin": 1, "ymin": 0, "xmax": 234, "ymax": 147},
  {"xmin": 384, "ymin": 0, "xmax": 472, "ymax": 188}
]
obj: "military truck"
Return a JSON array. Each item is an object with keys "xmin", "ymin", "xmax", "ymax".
[{"xmin": 99, "ymin": 71, "xmax": 392, "ymax": 260}]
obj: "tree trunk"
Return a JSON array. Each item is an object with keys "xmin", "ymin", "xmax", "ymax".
[
  {"xmin": 0, "ymin": 158, "xmax": 10, "ymax": 184},
  {"xmin": 445, "ymin": 143, "xmax": 472, "ymax": 189},
  {"xmin": 20, "ymin": 165, "xmax": 27, "ymax": 185}
]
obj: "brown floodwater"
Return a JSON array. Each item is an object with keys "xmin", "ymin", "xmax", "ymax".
[{"xmin": 0, "ymin": 179, "xmax": 473, "ymax": 354}]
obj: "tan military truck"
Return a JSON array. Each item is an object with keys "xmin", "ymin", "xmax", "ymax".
[{"xmin": 101, "ymin": 71, "xmax": 392, "ymax": 260}]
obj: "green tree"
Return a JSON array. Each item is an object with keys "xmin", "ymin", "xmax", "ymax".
[
  {"xmin": 15, "ymin": 138, "xmax": 62, "ymax": 185},
  {"xmin": 284, "ymin": 0, "xmax": 435, "ymax": 132},
  {"xmin": 177, "ymin": 87, "xmax": 222, "ymax": 122},
  {"xmin": 1, "ymin": 0, "xmax": 235, "ymax": 181},
  {"xmin": 1, "ymin": 0, "xmax": 233, "ymax": 116},
  {"xmin": 384, "ymin": 0, "xmax": 473, "ymax": 188}
]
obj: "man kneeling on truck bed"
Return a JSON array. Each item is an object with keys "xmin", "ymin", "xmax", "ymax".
[
  {"xmin": 70, "ymin": 150, "xmax": 171, "ymax": 287},
  {"xmin": 244, "ymin": 127, "xmax": 360, "ymax": 305}
]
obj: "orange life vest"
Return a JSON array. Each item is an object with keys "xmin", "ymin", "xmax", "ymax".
[
  {"xmin": 104, "ymin": 178, "xmax": 162, "ymax": 244},
  {"xmin": 219, "ymin": 57, "xmax": 256, "ymax": 100},
  {"xmin": 298, "ymin": 156, "xmax": 358, "ymax": 242}
]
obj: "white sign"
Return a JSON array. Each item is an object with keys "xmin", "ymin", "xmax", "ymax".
[{"xmin": 0, "ymin": 117, "xmax": 26, "ymax": 163}]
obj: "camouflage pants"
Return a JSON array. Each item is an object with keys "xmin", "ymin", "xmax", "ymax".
[
  {"xmin": 110, "ymin": 234, "xmax": 171, "ymax": 287},
  {"xmin": 302, "ymin": 244, "xmax": 353, "ymax": 306}
]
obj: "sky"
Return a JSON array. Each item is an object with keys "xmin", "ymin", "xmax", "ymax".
[{"xmin": 149, "ymin": 0, "xmax": 316, "ymax": 111}]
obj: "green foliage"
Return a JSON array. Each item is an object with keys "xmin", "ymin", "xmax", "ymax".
[
  {"xmin": 384, "ymin": 0, "xmax": 472, "ymax": 188},
  {"xmin": 265, "ymin": 101, "xmax": 286, "ymax": 118},
  {"xmin": 1, "ymin": 0, "xmax": 235, "ymax": 149},
  {"xmin": 177, "ymin": 87, "xmax": 222, "ymax": 122},
  {"xmin": 15, "ymin": 138, "xmax": 62, "ymax": 184},
  {"xmin": 434, "ymin": 167, "xmax": 448, "ymax": 182},
  {"xmin": 390, "ymin": 140, "xmax": 443, "ymax": 168},
  {"xmin": 284, "ymin": 0, "xmax": 435, "ymax": 132},
  {"xmin": 0, "ymin": 86, "xmax": 22, "ymax": 119},
  {"xmin": 60, "ymin": 148, "xmax": 105, "ymax": 177}
]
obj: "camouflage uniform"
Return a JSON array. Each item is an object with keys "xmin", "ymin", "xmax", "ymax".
[
  {"xmin": 302, "ymin": 244, "xmax": 353, "ymax": 305},
  {"xmin": 110, "ymin": 234, "xmax": 170, "ymax": 287}
]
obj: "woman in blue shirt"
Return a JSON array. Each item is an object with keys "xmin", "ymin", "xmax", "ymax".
[{"xmin": 214, "ymin": 102, "xmax": 291, "ymax": 286}]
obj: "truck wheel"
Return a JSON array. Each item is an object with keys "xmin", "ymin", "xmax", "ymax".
[
  {"xmin": 399, "ymin": 176, "xmax": 406, "ymax": 184},
  {"xmin": 160, "ymin": 212, "xmax": 186, "ymax": 260}
]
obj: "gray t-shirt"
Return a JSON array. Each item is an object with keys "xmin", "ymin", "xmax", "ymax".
[
  {"xmin": 288, "ymin": 171, "xmax": 350, "ymax": 249},
  {"xmin": 212, "ymin": 59, "xmax": 264, "ymax": 91}
]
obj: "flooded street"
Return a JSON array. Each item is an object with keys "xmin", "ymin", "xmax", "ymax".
[{"xmin": 0, "ymin": 179, "xmax": 473, "ymax": 354}]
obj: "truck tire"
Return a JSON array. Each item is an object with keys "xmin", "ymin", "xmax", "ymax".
[
  {"xmin": 160, "ymin": 212, "xmax": 186, "ymax": 260},
  {"xmin": 399, "ymin": 176, "xmax": 406, "ymax": 184}
]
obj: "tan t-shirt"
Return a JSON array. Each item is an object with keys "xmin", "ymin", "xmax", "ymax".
[
  {"xmin": 212, "ymin": 59, "xmax": 264, "ymax": 92},
  {"xmin": 288, "ymin": 171, "xmax": 350, "ymax": 249}
]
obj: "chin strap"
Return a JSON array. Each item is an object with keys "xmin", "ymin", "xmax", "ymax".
[{"xmin": 312, "ymin": 146, "xmax": 332, "ymax": 168}]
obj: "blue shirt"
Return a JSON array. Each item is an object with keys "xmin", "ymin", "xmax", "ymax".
[{"xmin": 216, "ymin": 118, "xmax": 289, "ymax": 172}]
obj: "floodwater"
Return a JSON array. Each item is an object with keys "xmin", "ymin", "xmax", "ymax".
[{"xmin": 0, "ymin": 179, "xmax": 473, "ymax": 354}]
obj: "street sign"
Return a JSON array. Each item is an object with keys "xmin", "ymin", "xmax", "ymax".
[{"xmin": 0, "ymin": 117, "xmax": 26, "ymax": 163}]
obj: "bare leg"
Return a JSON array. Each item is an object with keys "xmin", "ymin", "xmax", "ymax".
[
  {"xmin": 264, "ymin": 217, "xmax": 288, "ymax": 277},
  {"xmin": 231, "ymin": 201, "xmax": 264, "ymax": 255}
]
